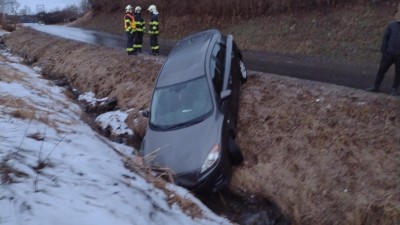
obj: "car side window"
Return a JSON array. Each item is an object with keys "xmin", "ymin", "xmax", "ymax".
[{"xmin": 210, "ymin": 43, "xmax": 225, "ymax": 94}]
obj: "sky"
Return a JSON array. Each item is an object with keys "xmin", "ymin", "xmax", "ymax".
[
  {"xmin": 0, "ymin": 30, "xmax": 231, "ymax": 225},
  {"xmin": 17, "ymin": 0, "xmax": 81, "ymax": 13}
]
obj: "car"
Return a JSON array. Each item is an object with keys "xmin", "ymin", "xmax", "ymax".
[{"xmin": 140, "ymin": 29, "xmax": 247, "ymax": 193}]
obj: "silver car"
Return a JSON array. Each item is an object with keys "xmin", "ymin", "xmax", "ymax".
[{"xmin": 141, "ymin": 29, "xmax": 247, "ymax": 193}]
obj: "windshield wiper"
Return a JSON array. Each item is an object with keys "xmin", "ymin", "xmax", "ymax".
[{"xmin": 164, "ymin": 117, "xmax": 205, "ymax": 130}]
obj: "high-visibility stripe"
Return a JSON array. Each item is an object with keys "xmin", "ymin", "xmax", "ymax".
[
  {"xmin": 149, "ymin": 16, "xmax": 158, "ymax": 35},
  {"xmin": 151, "ymin": 46, "xmax": 159, "ymax": 50},
  {"xmin": 134, "ymin": 19, "xmax": 145, "ymax": 32},
  {"xmin": 149, "ymin": 30, "xmax": 159, "ymax": 34}
]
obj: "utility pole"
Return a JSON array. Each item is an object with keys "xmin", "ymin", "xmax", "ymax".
[{"xmin": 36, "ymin": 4, "xmax": 44, "ymax": 23}]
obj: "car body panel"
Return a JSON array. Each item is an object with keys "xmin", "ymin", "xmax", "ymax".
[{"xmin": 144, "ymin": 113, "xmax": 221, "ymax": 174}]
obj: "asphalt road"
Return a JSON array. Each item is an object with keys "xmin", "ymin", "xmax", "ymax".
[{"xmin": 26, "ymin": 23, "xmax": 395, "ymax": 93}]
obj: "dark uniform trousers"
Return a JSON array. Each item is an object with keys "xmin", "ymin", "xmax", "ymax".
[
  {"xmin": 374, "ymin": 52, "xmax": 400, "ymax": 90},
  {"xmin": 149, "ymin": 14, "xmax": 159, "ymax": 55}
]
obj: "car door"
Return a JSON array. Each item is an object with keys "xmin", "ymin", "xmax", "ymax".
[
  {"xmin": 210, "ymin": 39, "xmax": 235, "ymax": 129},
  {"xmin": 219, "ymin": 36, "xmax": 241, "ymax": 128},
  {"xmin": 229, "ymin": 42, "xmax": 243, "ymax": 125}
]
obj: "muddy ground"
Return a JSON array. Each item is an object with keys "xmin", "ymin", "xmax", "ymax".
[{"xmin": 2, "ymin": 27, "xmax": 400, "ymax": 225}]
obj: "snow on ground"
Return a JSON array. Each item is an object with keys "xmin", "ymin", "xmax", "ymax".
[
  {"xmin": 0, "ymin": 45, "xmax": 230, "ymax": 224},
  {"xmin": 95, "ymin": 110, "xmax": 134, "ymax": 136}
]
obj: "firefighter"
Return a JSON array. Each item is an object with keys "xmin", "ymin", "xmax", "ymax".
[
  {"xmin": 124, "ymin": 5, "xmax": 136, "ymax": 55},
  {"xmin": 134, "ymin": 6, "xmax": 145, "ymax": 53},
  {"xmin": 148, "ymin": 4, "xmax": 159, "ymax": 56}
]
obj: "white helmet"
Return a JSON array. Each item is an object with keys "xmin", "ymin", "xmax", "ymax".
[
  {"xmin": 125, "ymin": 5, "xmax": 133, "ymax": 13},
  {"xmin": 135, "ymin": 6, "xmax": 141, "ymax": 13},
  {"xmin": 148, "ymin": 5, "xmax": 157, "ymax": 13}
]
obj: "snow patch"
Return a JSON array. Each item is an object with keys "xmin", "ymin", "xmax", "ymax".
[
  {"xmin": 78, "ymin": 91, "xmax": 109, "ymax": 106},
  {"xmin": 95, "ymin": 110, "xmax": 134, "ymax": 135}
]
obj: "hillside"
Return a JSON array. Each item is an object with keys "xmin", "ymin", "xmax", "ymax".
[
  {"xmin": 73, "ymin": 1, "xmax": 398, "ymax": 64},
  {"xmin": 2, "ymin": 27, "xmax": 400, "ymax": 225}
]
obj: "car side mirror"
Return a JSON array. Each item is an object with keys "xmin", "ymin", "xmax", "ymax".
[
  {"xmin": 220, "ymin": 90, "xmax": 231, "ymax": 100},
  {"xmin": 140, "ymin": 110, "xmax": 150, "ymax": 118}
]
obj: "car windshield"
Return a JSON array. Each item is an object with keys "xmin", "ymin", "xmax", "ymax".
[{"xmin": 150, "ymin": 76, "xmax": 213, "ymax": 130}]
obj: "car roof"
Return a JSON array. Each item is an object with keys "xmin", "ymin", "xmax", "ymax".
[{"xmin": 156, "ymin": 29, "xmax": 222, "ymax": 87}]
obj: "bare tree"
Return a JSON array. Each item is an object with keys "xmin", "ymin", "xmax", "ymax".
[
  {"xmin": 0, "ymin": 0, "xmax": 19, "ymax": 21},
  {"xmin": 8, "ymin": 0, "xmax": 18, "ymax": 14},
  {"xmin": 80, "ymin": 0, "xmax": 91, "ymax": 13},
  {"xmin": 64, "ymin": 4, "xmax": 80, "ymax": 15},
  {"xmin": 19, "ymin": 5, "xmax": 31, "ymax": 16}
]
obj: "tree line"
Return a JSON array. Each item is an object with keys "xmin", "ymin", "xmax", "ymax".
[
  {"xmin": 0, "ymin": 0, "xmax": 91, "ymax": 28},
  {"xmin": 89, "ymin": 0, "xmax": 383, "ymax": 17}
]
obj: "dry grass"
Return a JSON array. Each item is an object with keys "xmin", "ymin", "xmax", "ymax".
[
  {"xmin": 224, "ymin": 4, "xmax": 388, "ymax": 63},
  {"xmin": 117, "ymin": 152, "xmax": 205, "ymax": 219},
  {"xmin": 0, "ymin": 94, "xmax": 36, "ymax": 120},
  {"xmin": 0, "ymin": 155, "xmax": 29, "ymax": 185},
  {"xmin": 27, "ymin": 132, "xmax": 44, "ymax": 141},
  {"xmin": 126, "ymin": 109, "xmax": 147, "ymax": 139},
  {"xmin": 232, "ymin": 72, "xmax": 400, "ymax": 225},
  {"xmin": 10, "ymin": 109, "xmax": 35, "ymax": 119},
  {"xmin": 0, "ymin": 63, "xmax": 26, "ymax": 83},
  {"xmin": 0, "ymin": 94, "xmax": 64, "ymax": 132}
]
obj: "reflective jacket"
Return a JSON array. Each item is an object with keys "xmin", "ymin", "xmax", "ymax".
[
  {"xmin": 134, "ymin": 13, "xmax": 145, "ymax": 33},
  {"xmin": 124, "ymin": 13, "xmax": 136, "ymax": 33},
  {"xmin": 148, "ymin": 14, "xmax": 159, "ymax": 35}
]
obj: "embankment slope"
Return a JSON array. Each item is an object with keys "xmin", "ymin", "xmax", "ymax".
[{"xmin": 2, "ymin": 27, "xmax": 400, "ymax": 225}]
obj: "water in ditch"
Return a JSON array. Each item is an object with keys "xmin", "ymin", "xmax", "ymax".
[{"xmin": 198, "ymin": 189, "xmax": 290, "ymax": 225}]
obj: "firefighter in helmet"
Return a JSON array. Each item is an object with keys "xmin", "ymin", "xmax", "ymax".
[
  {"xmin": 148, "ymin": 4, "xmax": 159, "ymax": 56},
  {"xmin": 124, "ymin": 5, "xmax": 136, "ymax": 55},
  {"xmin": 133, "ymin": 6, "xmax": 145, "ymax": 53}
]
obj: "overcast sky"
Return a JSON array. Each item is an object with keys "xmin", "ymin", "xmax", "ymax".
[{"xmin": 17, "ymin": 0, "xmax": 81, "ymax": 13}]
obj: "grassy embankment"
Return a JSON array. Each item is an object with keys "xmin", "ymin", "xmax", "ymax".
[{"xmin": 74, "ymin": 0, "xmax": 399, "ymax": 64}]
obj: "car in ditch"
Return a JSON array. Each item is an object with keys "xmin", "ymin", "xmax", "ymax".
[{"xmin": 140, "ymin": 29, "xmax": 247, "ymax": 193}]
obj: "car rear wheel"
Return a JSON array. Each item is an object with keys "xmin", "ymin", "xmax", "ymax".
[
  {"xmin": 239, "ymin": 59, "xmax": 247, "ymax": 83},
  {"xmin": 228, "ymin": 137, "xmax": 243, "ymax": 166}
]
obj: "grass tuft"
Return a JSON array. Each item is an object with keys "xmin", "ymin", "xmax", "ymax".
[{"xmin": 0, "ymin": 155, "xmax": 29, "ymax": 185}]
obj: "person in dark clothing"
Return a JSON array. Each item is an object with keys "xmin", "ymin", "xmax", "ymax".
[
  {"xmin": 134, "ymin": 6, "xmax": 145, "ymax": 53},
  {"xmin": 124, "ymin": 5, "xmax": 136, "ymax": 55},
  {"xmin": 367, "ymin": 7, "xmax": 400, "ymax": 96},
  {"xmin": 147, "ymin": 5, "xmax": 159, "ymax": 56}
]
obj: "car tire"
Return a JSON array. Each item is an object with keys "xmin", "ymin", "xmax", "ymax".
[
  {"xmin": 239, "ymin": 59, "xmax": 247, "ymax": 83},
  {"xmin": 228, "ymin": 137, "xmax": 243, "ymax": 166}
]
